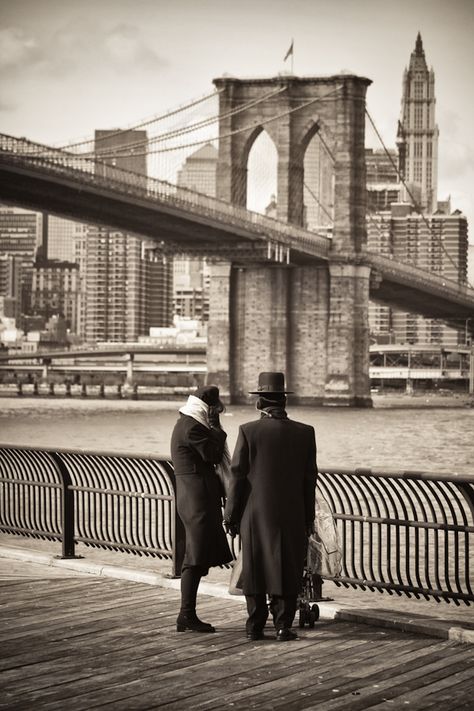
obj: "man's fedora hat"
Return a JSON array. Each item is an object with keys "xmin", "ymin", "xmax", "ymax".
[{"xmin": 249, "ymin": 372, "xmax": 293, "ymax": 395}]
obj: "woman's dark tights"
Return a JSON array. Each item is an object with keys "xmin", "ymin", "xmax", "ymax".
[{"xmin": 180, "ymin": 565, "xmax": 207, "ymax": 617}]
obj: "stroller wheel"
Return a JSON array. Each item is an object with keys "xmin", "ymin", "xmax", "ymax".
[
  {"xmin": 298, "ymin": 606, "xmax": 308, "ymax": 627},
  {"xmin": 310, "ymin": 604, "xmax": 320, "ymax": 622}
]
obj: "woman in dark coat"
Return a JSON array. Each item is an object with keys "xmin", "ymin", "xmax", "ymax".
[
  {"xmin": 224, "ymin": 372, "xmax": 317, "ymax": 641},
  {"xmin": 170, "ymin": 385, "xmax": 232, "ymax": 633}
]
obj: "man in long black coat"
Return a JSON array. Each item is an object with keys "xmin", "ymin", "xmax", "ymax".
[
  {"xmin": 171, "ymin": 385, "xmax": 232, "ymax": 633},
  {"xmin": 224, "ymin": 372, "xmax": 317, "ymax": 641}
]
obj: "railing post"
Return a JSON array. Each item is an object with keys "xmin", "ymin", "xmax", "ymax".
[{"xmin": 48, "ymin": 452, "xmax": 81, "ymax": 559}]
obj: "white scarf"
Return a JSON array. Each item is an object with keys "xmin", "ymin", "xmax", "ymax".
[{"xmin": 179, "ymin": 395, "xmax": 232, "ymax": 494}]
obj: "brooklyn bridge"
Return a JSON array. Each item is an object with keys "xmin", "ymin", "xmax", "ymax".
[{"xmin": 1, "ymin": 73, "xmax": 473, "ymax": 405}]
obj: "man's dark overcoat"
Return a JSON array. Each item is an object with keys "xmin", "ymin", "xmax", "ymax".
[
  {"xmin": 171, "ymin": 414, "xmax": 233, "ymax": 570},
  {"xmin": 224, "ymin": 417, "xmax": 317, "ymax": 596}
]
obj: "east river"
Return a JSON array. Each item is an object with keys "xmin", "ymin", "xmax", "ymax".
[{"xmin": 1, "ymin": 395, "xmax": 473, "ymax": 475}]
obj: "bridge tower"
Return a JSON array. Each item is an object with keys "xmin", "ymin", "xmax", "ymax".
[{"xmin": 207, "ymin": 74, "xmax": 373, "ymax": 405}]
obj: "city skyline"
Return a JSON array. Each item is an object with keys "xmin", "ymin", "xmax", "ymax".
[{"xmin": 0, "ymin": 0, "xmax": 473, "ymax": 239}]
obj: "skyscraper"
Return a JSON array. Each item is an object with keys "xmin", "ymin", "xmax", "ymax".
[
  {"xmin": 368, "ymin": 35, "xmax": 468, "ymax": 348},
  {"xmin": 397, "ymin": 32, "xmax": 439, "ymax": 213},
  {"xmin": 82, "ymin": 129, "xmax": 172, "ymax": 343},
  {"xmin": 174, "ymin": 144, "xmax": 217, "ymax": 323}
]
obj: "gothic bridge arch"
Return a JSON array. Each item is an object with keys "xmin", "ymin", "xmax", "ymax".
[{"xmin": 209, "ymin": 75, "xmax": 373, "ymax": 406}]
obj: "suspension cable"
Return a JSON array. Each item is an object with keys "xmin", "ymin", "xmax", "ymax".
[
  {"xmin": 121, "ymin": 85, "xmax": 344, "ymax": 158},
  {"xmin": 58, "ymin": 89, "xmax": 224, "ymax": 151},
  {"xmin": 88, "ymin": 87, "xmax": 288, "ymax": 157},
  {"xmin": 303, "ymin": 181, "xmax": 334, "ymax": 224}
]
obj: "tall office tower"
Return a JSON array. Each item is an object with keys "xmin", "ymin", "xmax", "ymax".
[
  {"xmin": 82, "ymin": 129, "xmax": 172, "ymax": 343},
  {"xmin": 303, "ymin": 136, "xmax": 334, "ymax": 230},
  {"xmin": 84, "ymin": 231, "xmax": 171, "ymax": 343},
  {"xmin": 31, "ymin": 261, "xmax": 80, "ymax": 332},
  {"xmin": 0, "ymin": 254, "xmax": 22, "ymax": 322},
  {"xmin": 0, "ymin": 206, "xmax": 42, "ymax": 322},
  {"xmin": 397, "ymin": 33, "xmax": 439, "ymax": 213},
  {"xmin": 175, "ymin": 144, "xmax": 217, "ymax": 323},
  {"xmin": 389, "ymin": 202, "xmax": 468, "ymax": 345}
]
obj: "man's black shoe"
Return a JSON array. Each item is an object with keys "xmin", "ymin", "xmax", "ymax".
[
  {"xmin": 246, "ymin": 631, "xmax": 265, "ymax": 641},
  {"xmin": 276, "ymin": 628, "xmax": 297, "ymax": 642}
]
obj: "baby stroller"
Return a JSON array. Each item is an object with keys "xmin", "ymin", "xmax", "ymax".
[{"xmin": 297, "ymin": 492, "xmax": 342, "ymax": 628}]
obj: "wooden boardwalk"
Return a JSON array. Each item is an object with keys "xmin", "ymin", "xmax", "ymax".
[{"xmin": 1, "ymin": 562, "xmax": 473, "ymax": 711}]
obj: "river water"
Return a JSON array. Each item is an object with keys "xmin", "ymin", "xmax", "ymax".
[{"xmin": 1, "ymin": 396, "xmax": 473, "ymax": 475}]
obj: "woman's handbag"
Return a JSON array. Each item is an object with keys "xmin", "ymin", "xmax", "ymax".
[{"xmin": 228, "ymin": 548, "xmax": 244, "ymax": 595}]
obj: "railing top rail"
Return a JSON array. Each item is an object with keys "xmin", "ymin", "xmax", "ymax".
[
  {"xmin": 1, "ymin": 444, "xmax": 472, "ymax": 483},
  {"xmin": 321, "ymin": 466, "xmax": 474, "ymax": 484}
]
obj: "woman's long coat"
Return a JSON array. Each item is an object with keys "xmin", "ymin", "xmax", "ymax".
[
  {"xmin": 224, "ymin": 417, "xmax": 317, "ymax": 596},
  {"xmin": 171, "ymin": 414, "xmax": 232, "ymax": 571}
]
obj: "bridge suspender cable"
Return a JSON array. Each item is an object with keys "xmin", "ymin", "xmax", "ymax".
[
  {"xmin": 303, "ymin": 181, "xmax": 334, "ymax": 224},
  {"xmin": 365, "ymin": 107, "xmax": 473, "ymax": 289},
  {"xmin": 87, "ymin": 87, "xmax": 288, "ymax": 158},
  {"xmin": 57, "ymin": 89, "xmax": 224, "ymax": 151},
  {"xmin": 127, "ymin": 85, "xmax": 344, "ymax": 157}
]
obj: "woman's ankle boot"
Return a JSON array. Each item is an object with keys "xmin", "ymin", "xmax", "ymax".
[{"xmin": 176, "ymin": 612, "xmax": 215, "ymax": 633}]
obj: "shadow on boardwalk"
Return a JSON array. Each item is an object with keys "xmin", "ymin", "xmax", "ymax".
[{"xmin": 1, "ymin": 559, "xmax": 474, "ymax": 711}]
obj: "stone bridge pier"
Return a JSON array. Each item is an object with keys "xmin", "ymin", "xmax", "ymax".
[{"xmin": 207, "ymin": 74, "xmax": 372, "ymax": 406}]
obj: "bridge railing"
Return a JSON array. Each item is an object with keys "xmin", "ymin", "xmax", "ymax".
[
  {"xmin": 366, "ymin": 252, "xmax": 474, "ymax": 302},
  {"xmin": 1, "ymin": 445, "xmax": 473, "ymax": 605},
  {"xmin": 0, "ymin": 133, "xmax": 330, "ymax": 258}
]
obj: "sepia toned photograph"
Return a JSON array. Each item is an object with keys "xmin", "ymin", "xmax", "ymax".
[{"xmin": 1, "ymin": 0, "xmax": 473, "ymax": 708}]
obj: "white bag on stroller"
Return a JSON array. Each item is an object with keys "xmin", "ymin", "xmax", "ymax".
[{"xmin": 307, "ymin": 492, "xmax": 342, "ymax": 578}]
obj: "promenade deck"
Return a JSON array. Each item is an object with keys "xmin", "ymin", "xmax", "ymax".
[{"xmin": 1, "ymin": 559, "xmax": 473, "ymax": 711}]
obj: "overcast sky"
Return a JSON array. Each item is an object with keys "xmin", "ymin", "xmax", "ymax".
[{"xmin": 1, "ymin": 0, "xmax": 473, "ymax": 236}]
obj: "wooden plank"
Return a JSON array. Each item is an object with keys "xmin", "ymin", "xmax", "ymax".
[
  {"xmin": 297, "ymin": 644, "xmax": 474, "ymax": 711},
  {"xmin": 5, "ymin": 625, "xmax": 405, "ymax": 710},
  {"xmin": 2, "ymin": 572, "xmax": 473, "ymax": 711}
]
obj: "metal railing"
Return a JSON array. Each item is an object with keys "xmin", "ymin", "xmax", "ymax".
[
  {"xmin": 321, "ymin": 467, "xmax": 474, "ymax": 605},
  {"xmin": 0, "ymin": 445, "xmax": 473, "ymax": 604},
  {"xmin": 0, "ymin": 445, "xmax": 184, "ymax": 576}
]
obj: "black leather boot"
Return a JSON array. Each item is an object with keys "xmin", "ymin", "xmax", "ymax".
[{"xmin": 176, "ymin": 613, "xmax": 215, "ymax": 633}]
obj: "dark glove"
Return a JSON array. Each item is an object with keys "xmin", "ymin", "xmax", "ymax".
[
  {"xmin": 306, "ymin": 522, "xmax": 315, "ymax": 538},
  {"xmin": 224, "ymin": 520, "xmax": 239, "ymax": 538}
]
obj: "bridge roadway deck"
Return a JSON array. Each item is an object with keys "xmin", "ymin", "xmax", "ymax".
[{"xmin": 1, "ymin": 541, "xmax": 474, "ymax": 710}]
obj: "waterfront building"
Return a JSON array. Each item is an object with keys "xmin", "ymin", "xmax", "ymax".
[
  {"xmin": 174, "ymin": 144, "xmax": 217, "ymax": 322},
  {"xmin": 0, "ymin": 206, "xmax": 42, "ymax": 324},
  {"xmin": 397, "ymin": 32, "xmax": 438, "ymax": 213},
  {"xmin": 368, "ymin": 202, "xmax": 468, "ymax": 345},
  {"xmin": 0, "ymin": 254, "xmax": 22, "ymax": 323},
  {"xmin": 31, "ymin": 260, "xmax": 80, "ymax": 333}
]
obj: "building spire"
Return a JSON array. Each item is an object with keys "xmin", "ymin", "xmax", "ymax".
[{"xmin": 415, "ymin": 31, "xmax": 424, "ymax": 56}]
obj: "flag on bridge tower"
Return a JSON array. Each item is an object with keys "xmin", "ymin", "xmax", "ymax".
[{"xmin": 284, "ymin": 40, "xmax": 294, "ymax": 73}]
